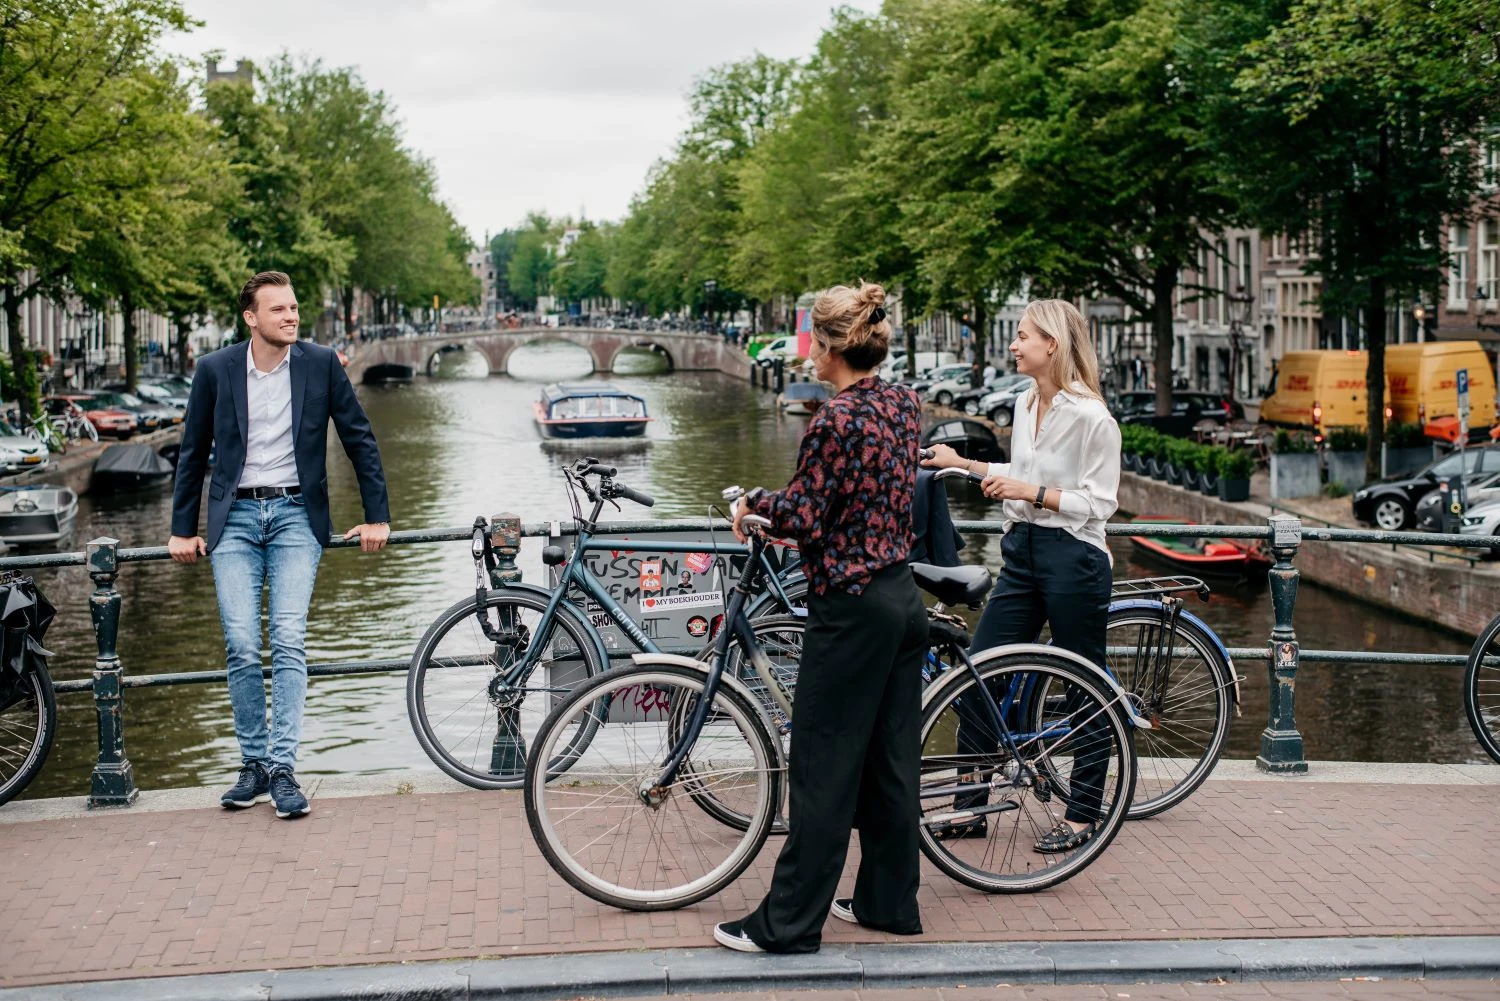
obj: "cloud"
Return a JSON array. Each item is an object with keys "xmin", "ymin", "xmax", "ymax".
[{"xmin": 167, "ymin": 0, "xmax": 880, "ymax": 241}]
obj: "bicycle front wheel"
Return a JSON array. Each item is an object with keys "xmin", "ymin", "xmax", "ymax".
[
  {"xmin": 1104, "ymin": 608, "xmax": 1233, "ymax": 818},
  {"xmin": 407, "ymin": 588, "xmax": 606, "ymax": 789},
  {"xmin": 0, "ymin": 661, "xmax": 57, "ymax": 807},
  {"xmin": 917, "ymin": 649, "xmax": 1136, "ymax": 893},
  {"xmin": 525, "ymin": 662, "xmax": 782, "ymax": 911},
  {"xmin": 1464, "ymin": 614, "xmax": 1500, "ymax": 764}
]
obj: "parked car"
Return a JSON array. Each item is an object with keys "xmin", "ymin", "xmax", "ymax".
[
  {"xmin": 918, "ymin": 364, "xmax": 984, "ymax": 404},
  {"xmin": 1352, "ymin": 446, "xmax": 1500, "ymax": 531},
  {"xmin": 45, "ymin": 395, "xmax": 136, "ymax": 439},
  {"xmin": 952, "ymin": 372, "xmax": 1029, "ymax": 415},
  {"xmin": 978, "ymin": 377, "xmax": 1036, "ymax": 427},
  {"xmin": 1460, "ymin": 498, "xmax": 1500, "ymax": 556},
  {"xmin": 84, "ymin": 391, "xmax": 179, "ymax": 431},
  {"xmin": 104, "ymin": 380, "xmax": 189, "ymax": 410},
  {"xmin": 754, "ymin": 335, "xmax": 806, "ymax": 369},
  {"xmin": 1111, "ymin": 391, "xmax": 1246, "ymax": 426},
  {"xmin": 0, "ymin": 425, "xmax": 48, "ymax": 474},
  {"xmin": 1416, "ymin": 468, "xmax": 1500, "ymax": 531},
  {"xmin": 879, "ymin": 350, "xmax": 959, "ymax": 381}
]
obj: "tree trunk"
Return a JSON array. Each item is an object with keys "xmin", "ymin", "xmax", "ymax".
[
  {"xmin": 1152, "ymin": 266, "xmax": 1177, "ymax": 416},
  {"xmin": 174, "ymin": 316, "xmax": 192, "ymax": 374},
  {"xmin": 122, "ymin": 291, "xmax": 138, "ymax": 392},
  {"xmin": 1365, "ymin": 277, "xmax": 1388, "ymax": 479},
  {"xmin": 2, "ymin": 282, "xmax": 38, "ymax": 419},
  {"xmin": 970, "ymin": 299, "xmax": 988, "ymax": 374},
  {"xmin": 905, "ymin": 320, "xmax": 918, "ymax": 379},
  {"xmin": 342, "ymin": 286, "xmax": 356, "ymax": 340}
]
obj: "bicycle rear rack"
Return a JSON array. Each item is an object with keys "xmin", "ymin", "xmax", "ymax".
[{"xmin": 1110, "ymin": 575, "xmax": 1210, "ymax": 602}]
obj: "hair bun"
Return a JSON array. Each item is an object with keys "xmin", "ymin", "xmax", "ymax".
[{"xmin": 856, "ymin": 282, "xmax": 887, "ymax": 309}]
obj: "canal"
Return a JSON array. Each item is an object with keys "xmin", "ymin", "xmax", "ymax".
[{"xmin": 20, "ymin": 342, "xmax": 1488, "ymax": 800}]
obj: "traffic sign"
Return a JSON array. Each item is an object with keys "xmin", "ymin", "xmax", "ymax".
[{"xmin": 1458, "ymin": 367, "xmax": 1471, "ymax": 419}]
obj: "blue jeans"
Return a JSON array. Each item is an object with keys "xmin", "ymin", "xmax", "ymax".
[{"xmin": 210, "ymin": 496, "xmax": 323, "ymax": 771}]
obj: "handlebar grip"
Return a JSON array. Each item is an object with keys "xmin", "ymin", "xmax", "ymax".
[
  {"xmin": 934, "ymin": 467, "xmax": 986, "ymax": 484},
  {"xmin": 742, "ymin": 514, "xmax": 773, "ymax": 531},
  {"xmin": 615, "ymin": 483, "xmax": 655, "ymax": 508},
  {"xmin": 584, "ymin": 463, "xmax": 618, "ymax": 478},
  {"xmin": 918, "ymin": 447, "xmax": 934, "ymax": 460}
]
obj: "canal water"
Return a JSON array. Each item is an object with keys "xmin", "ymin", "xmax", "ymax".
[{"xmin": 21, "ymin": 343, "xmax": 1487, "ymax": 800}]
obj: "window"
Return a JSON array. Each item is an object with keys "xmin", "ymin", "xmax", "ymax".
[
  {"xmin": 1236, "ymin": 237, "xmax": 1253, "ymax": 293},
  {"xmin": 1449, "ymin": 224, "xmax": 1471, "ymax": 306},
  {"xmin": 1263, "ymin": 283, "xmax": 1276, "ymax": 310},
  {"xmin": 1480, "ymin": 218, "xmax": 1499, "ymax": 306},
  {"xmin": 1484, "ymin": 139, "xmax": 1499, "ymax": 189},
  {"xmin": 1268, "ymin": 234, "xmax": 1281, "ymax": 261}
]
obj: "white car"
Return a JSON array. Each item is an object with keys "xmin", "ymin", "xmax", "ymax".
[
  {"xmin": 0, "ymin": 426, "xmax": 49, "ymax": 475},
  {"xmin": 920, "ymin": 364, "xmax": 984, "ymax": 406},
  {"xmin": 1461, "ymin": 498, "xmax": 1500, "ymax": 557},
  {"xmin": 978, "ymin": 377, "xmax": 1035, "ymax": 426}
]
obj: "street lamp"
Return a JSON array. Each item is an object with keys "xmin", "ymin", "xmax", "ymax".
[
  {"xmin": 1412, "ymin": 299, "xmax": 1437, "ymax": 341},
  {"xmin": 1226, "ymin": 285, "xmax": 1254, "ymax": 408}
]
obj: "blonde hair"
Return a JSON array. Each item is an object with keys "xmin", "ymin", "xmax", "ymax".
[
  {"xmin": 1022, "ymin": 299, "xmax": 1102, "ymax": 400},
  {"xmin": 811, "ymin": 281, "xmax": 893, "ymax": 370}
]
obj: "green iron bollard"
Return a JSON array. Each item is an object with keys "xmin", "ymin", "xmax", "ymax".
[
  {"xmin": 1258, "ymin": 514, "xmax": 1309, "ymax": 773},
  {"xmin": 487, "ymin": 514, "xmax": 526, "ymax": 774},
  {"xmin": 87, "ymin": 538, "xmax": 138, "ymax": 807}
]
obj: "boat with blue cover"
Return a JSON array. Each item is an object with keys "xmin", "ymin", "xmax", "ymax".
[{"xmin": 533, "ymin": 383, "xmax": 651, "ymax": 439}]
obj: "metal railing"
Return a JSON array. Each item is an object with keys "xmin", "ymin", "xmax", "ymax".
[{"xmin": 6, "ymin": 513, "xmax": 1497, "ymax": 808}]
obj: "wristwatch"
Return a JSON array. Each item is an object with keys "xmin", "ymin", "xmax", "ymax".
[{"xmin": 1033, "ymin": 485, "xmax": 1047, "ymax": 510}]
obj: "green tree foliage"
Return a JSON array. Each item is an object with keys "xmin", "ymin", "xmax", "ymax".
[
  {"xmin": 1195, "ymin": 0, "xmax": 1500, "ymax": 471},
  {"xmin": 553, "ymin": 224, "xmax": 612, "ymax": 307},
  {"xmin": 507, "ymin": 214, "xmax": 555, "ymax": 310}
]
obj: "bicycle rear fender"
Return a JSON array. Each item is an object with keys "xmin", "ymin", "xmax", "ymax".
[
  {"xmin": 628, "ymin": 652, "xmax": 788, "ymax": 767},
  {"xmin": 1109, "ymin": 599, "xmax": 1241, "ymax": 709},
  {"xmin": 931, "ymin": 642, "xmax": 1154, "ymax": 730},
  {"xmin": 499, "ymin": 582, "xmax": 611, "ymax": 673}
]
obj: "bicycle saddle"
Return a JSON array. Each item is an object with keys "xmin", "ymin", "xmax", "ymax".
[{"xmin": 910, "ymin": 563, "xmax": 993, "ymax": 607}]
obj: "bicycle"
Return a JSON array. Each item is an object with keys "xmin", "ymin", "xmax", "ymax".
[
  {"xmin": 1462, "ymin": 613, "xmax": 1500, "ymax": 763},
  {"xmin": 405, "ymin": 457, "xmax": 811, "ymax": 790},
  {"xmin": 0, "ymin": 572, "xmax": 59, "ymax": 808},
  {"xmin": 20, "ymin": 409, "xmax": 66, "ymax": 454},
  {"xmin": 522, "ymin": 493, "xmax": 1145, "ymax": 911}
]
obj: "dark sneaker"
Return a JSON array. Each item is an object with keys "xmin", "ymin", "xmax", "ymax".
[
  {"xmin": 268, "ymin": 768, "xmax": 310, "ymax": 819},
  {"xmin": 220, "ymin": 763, "xmax": 270, "ymax": 809},
  {"xmin": 713, "ymin": 920, "xmax": 764, "ymax": 953},
  {"xmin": 830, "ymin": 898, "xmax": 858, "ymax": 925}
]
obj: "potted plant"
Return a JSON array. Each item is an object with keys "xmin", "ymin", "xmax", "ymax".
[
  {"xmin": 1146, "ymin": 429, "xmax": 1170, "ymax": 480},
  {"xmin": 1163, "ymin": 437, "xmax": 1189, "ymax": 485},
  {"xmin": 1382, "ymin": 421, "xmax": 1433, "ymax": 478},
  {"xmin": 1176, "ymin": 439, "xmax": 1204, "ymax": 490},
  {"xmin": 1198, "ymin": 445, "xmax": 1222, "ymax": 496},
  {"xmin": 1216, "ymin": 447, "xmax": 1254, "ymax": 502},
  {"xmin": 1323, "ymin": 426, "xmax": 1369, "ymax": 492},
  {"xmin": 1270, "ymin": 429, "xmax": 1320, "ymax": 499},
  {"xmin": 1119, "ymin": 424, "xmax": 1142, "ymax": 474}
]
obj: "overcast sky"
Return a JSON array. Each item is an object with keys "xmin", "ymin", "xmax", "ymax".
[{"xmin": 166, "ymin": 1, "xmax": 882, "ymax": 245}]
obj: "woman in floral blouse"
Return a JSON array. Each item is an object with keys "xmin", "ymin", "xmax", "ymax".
[{"xmin": 715, "ymin": 282, "xmax": 930, "ymax": 955}]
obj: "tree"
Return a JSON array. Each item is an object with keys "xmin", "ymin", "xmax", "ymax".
[
  {"xmin": 0, "ymin": 0, "xmax": 196, "ymax": 413},
  {"xmin": 506, "ymin": 214, "xmax": 555, "ymax": 310},
  {"xmin": 1198, "ymin": 0, "xmax": 1500, "ymax": 473},
  {"xmin": 552, "ymin": 224, "xmax": 611, "ymax": 308}
]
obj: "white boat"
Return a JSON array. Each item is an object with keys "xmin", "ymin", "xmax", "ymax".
[
  {"xmin": 0, "ymin": 486, "xmax": 79, "ymax": 545},
  {"xmin": 777, "ymin": 381, "xmax": 830, "ymax": 415}
]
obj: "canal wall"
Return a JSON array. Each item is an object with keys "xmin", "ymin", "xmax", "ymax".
[{"xmin": 1119, "ymin": 470, "xmax": 1500, "ymax": 638}]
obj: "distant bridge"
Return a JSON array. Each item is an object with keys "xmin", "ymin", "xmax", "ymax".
[{"xmin": 344, "ymin": 327, "xmax": 750, "ymax": 383}]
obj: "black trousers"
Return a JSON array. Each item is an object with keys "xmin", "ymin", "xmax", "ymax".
[
  {"xmin": 960, "ymin": 523, "xmax": 1113, "ymax": 824},
  {"xmin": 741, "ymin": 563, "xmax": 930, "ymax": 953}
]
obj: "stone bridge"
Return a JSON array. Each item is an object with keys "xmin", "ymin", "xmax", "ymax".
[{"xmin": 344, "ymin": 326, "xmax": 750, "ymax": 382}]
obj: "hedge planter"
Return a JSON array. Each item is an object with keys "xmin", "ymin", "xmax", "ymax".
[
  {"xmin": 1218, "ymin": 477, "xmax": 1251, "ymax": 502},
  {"xmin": 1324, "ymin": 450, "xmax": 1368, "ymax": 492},
  {"xmin": 1381, "ymin": 444, "xmax": 1434, "ymax": 479},
  {"xmin": 1123, "ymin": 453, "xmax": 1141, "ymax": 474},
  {"xmin": 1199, "ymin": 471, "xmax": 1219, "ymax": 496},
  {"xmin": 1148, "ymin": 457, "xmax": 1167, "ymax": 480},
  {"xmin": 1270, "ymin": 452, "xmax": 1321, "ymax": 500},
  {"xmin": 1181, "ymin": 469, "xmax": 1201, "ymax": 491},
  {"xmin": 1164, "ymin": 462, "xmax": 1183, "ymax": 486}
]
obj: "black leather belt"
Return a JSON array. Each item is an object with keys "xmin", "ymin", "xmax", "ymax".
[{"xmin": 236, "ymin": 485, "xmax": 301, "ymax": 500}]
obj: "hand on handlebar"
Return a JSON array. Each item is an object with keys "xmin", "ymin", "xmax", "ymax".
[{"xmin": 920, "ymin": 443, "xmax": 966, "ymax": 469}]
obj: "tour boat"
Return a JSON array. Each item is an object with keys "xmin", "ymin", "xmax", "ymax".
[
  {"xmin": 1127, "ymin": 515, "xmax": 1272, "ymax": 577},
  {"xmin": 0, "ymin": 486, "xmax": 78, "ymax": 545},
  {"xmin": 777, "ymin": 381, "xmax": 830, "ymax": 415},
  {"xmin": 533, "ymin": 383, "xmax": 651, "ymax": 439}
]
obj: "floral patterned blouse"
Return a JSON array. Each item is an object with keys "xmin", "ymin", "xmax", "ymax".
[{"xmin": 749, "ymin": 375, "xmax": 922, "ymax": 595}]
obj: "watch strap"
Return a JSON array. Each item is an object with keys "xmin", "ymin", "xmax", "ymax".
[{"xmin": 1033, "ymin": 485, "xmax": 1047, "ymax": 509}]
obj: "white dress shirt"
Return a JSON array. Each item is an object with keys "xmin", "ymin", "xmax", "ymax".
[
  {"xmin": 240, "ymin": 348, "xmax": 299, "ymax": 489},
  {"xmin": 985, "ymin": 382, "xmax": 1121, "ymax": 553}
]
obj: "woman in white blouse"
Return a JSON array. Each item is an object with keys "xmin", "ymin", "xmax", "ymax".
[{"xmin": 923, "ymin": 298, "xmax": 1120, "ymax": 854}]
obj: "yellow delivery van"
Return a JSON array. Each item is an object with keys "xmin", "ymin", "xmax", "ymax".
[
  {"xmin": 1259, "ymin": 350, "xmax": 1389, "ymax": 432},
  {"xmin": 1385, "ymin": 341, "xmax": 1496, "ymax": 429}
]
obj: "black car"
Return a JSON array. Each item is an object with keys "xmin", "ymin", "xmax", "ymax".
[
  {"xmin": 1353, "ymin": 446, "xmax": 1500, "ymax": 531},
  {"xmin": 952, "ymin": 373, "xmax": 1030, "ymax": 416},
  {"xmin": 1110, "ymin": 391, "xmax": 1245, "ymax": 437}
]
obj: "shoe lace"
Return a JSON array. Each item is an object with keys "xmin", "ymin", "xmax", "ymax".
[
  {"xmin": 235, "ymin": 764, "xmax": 262, "ymax": 788},
  {"xmin": 270, "ymin": 770, "xmax": 301, "ymax": 796}
]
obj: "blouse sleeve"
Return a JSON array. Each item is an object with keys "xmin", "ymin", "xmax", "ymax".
[
  {"xmin": 750, "ymin": 411, "xmax": 837, "ymax": 546},
  {"xmin": 985, "ymin": 461, "xmax": 1012, "ymax": 477},
  {"xmin": 1055, "ymin": 412, "xmax": 1121, "ymax": 523}
]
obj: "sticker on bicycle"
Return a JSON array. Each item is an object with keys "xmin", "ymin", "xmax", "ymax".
[
  {"xmin": 685, "ymin": 552, "xmax": 713, "ymax": 574},
  {"xmin": 639, "ymin": 559, "xmax": 662, "ymax": 593},
  {"xmin": 640, "ymin": 590, "xmax": 723, "ymax": 612}
]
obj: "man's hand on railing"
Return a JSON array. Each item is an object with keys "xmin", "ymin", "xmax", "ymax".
[
  {"xmin": 344, "ymin": 522, "xmax": 390, "ymax": 553},
  {"xmin": 168, "ymin": 535, "xmax": 208, "ymax": 564}
]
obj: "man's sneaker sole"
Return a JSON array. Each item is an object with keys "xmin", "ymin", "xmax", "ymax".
[
  {"xmin": 275, "ymin": 804, "xmax": 311, "ymax": 819},
  {"xmin": 830, "ymin": 898, "xmax": 858, "ymax": 924},
  {"xmin": 221, "ymin": 793, "xmax": 271, "ymax": 809},
  {"xmin": 713, "ymin": 923, "xmax": 764, "ymax": 953}
]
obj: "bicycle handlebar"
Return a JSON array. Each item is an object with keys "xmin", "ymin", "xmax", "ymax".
[
  {"xmin": 582, "ymin": 462, "xmax": 617, "ymax": 478},
  {"xmin": 610, "ymin": 482, "xmax": 655, "ymax": 508},
  {"xmin": 934, "ymin": 466, "xmax": 986, "ymax": 485}
]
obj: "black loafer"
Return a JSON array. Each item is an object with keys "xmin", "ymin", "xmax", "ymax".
[{"xmin": 1034, "ymin": 820, "xmax": 1096, "ymax": 854}]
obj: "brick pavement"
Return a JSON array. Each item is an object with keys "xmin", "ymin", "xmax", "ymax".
[{"xmin": 0, "ymin": 780, "xmax": 1496, "ymax": 989}]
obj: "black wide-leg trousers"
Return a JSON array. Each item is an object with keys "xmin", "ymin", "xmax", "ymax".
[
  {"xmin": 740, "ymin": 563, "xmax": 930, "ymax": 953},
  {"xmin": 960, "ymin": 523, "xmax": 1113, "ymax": 824}
]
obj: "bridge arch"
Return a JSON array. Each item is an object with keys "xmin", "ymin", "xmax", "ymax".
[{"xmin": 422, "ymin": 341, "xmax": 492, "ymax": 378}]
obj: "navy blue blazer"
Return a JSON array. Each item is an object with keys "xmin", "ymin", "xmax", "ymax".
[{"xmin": 171, "ymin": 340, "xmax": 391, "ymax": 551}]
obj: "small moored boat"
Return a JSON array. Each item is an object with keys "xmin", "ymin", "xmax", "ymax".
[
  {"xmin": 777, "ymin": 381, "xmax": 830, "ymax": 415},
  {"xmin": 91, "ymin": 444, "xmax": 175, "ymax": 493},
  {"xmin": 1127, "ymin": 515, "xmax": 1272, "ymax": 577},
  {"xmin": 0, "ymin": 486, "xmax": 78, "ymax": 545},
  {"xmin": 533, "ymin": 383, "xmax": 651, "ymax": 439}
]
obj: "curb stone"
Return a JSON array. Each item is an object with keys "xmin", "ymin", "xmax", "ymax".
[{"xmin": 0, "ymin": 936, "xmax": 1495, "ymax": 1001}]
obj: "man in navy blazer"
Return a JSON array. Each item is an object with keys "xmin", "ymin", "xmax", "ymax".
[{"xmin": 169, "ymin": 271, "xmax": 390, "ymax": 819}]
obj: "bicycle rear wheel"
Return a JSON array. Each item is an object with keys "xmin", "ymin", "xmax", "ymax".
[
  {"xmin": 0, "ymin": 662, "xmax": 57, "ymax": 807},
  {"xmin": 1464, "ymin": 613, "xmax": 1500, "ymax": 764},
  {"xmin": 1103, "ymin": 608, "xmax": 1233, "ymax": 818},
  {"xmin": 525, "ymin": 661, "xmax": 781, "ymax": 911},
  {"xmin": 917, "ymin": 649, "xmax": 1136, "ymax": 893}
]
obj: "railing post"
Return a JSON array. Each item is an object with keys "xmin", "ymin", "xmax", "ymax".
[
  {"xmin": 87, "ymin": 538, "xmax": 138, "ymax": 807},
  {"xmin": 1258, "ymin": 515, "xmax": 1308, "ymax": 773},
  {"xmin": 487, "ymin": 513, "xmax": 525, "ymax": 774}
]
